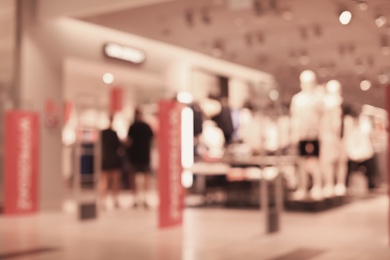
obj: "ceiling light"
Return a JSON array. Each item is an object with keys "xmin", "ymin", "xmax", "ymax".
[
  {"xmin": 378, "ymin": 73, "xmax": 389, "ymax": 84},
  {"xmin": 358, "ymin": 2, "xmax": 368, "ymax": 11},
  {"xmin": 360, "ymin": 80, "xmax": 372, "ymax": 91},
  {"xmin": 103, "ymin": 73, "xmax": 114, "ymax": 84},
  {"xmin": 339, "ymin": 11, "xmax": 352, "ymax": 25},
  {"xmin": 375, "ymin": 15, "xmax": 387, "ymax": 28}
]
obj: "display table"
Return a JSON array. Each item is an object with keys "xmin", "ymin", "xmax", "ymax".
[
  {"xmin": 285, "ymin": 196, "xmax": 348, "ymax": 212},
  {"xmin": 188, "ymin": 155, "xmax": 297, "ymax": 207},
  {"xmin": 188, "ymin": 156, "xmax": 355, "ymax": 212}
]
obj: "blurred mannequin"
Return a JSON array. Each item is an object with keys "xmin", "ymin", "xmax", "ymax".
[
  {"xmin": 290, "ymin": 70, "xmax": 323, "ymax": 200},
  {"xmin": 198, "ymin": 98, "xmax": 225, "ymax": 160},
  {"xmin": 320, "ymin": 80, "xmax": 343, "ymax": 197}
]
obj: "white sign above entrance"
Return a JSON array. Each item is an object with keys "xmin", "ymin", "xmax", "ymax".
[{"xmin": 103, "ymin": 43, "xmax": 146, "ymax": 64}]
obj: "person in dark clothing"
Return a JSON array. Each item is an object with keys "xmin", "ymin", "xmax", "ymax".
[
  {"xmin": 126, "ymin": 108, "xmax": 154, "ymax": 208},
  {"xmin": 211, "ymin": 99, "xmax": 234, "ymax": 144},
  {"xmin": 100, "ymin": 116, "xmax": 122, "ymax": 209}
]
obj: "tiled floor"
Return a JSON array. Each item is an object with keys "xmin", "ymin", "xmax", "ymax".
[{"xmin": 0, "ymin": 195, "xmax": 389, "ymax": 260}]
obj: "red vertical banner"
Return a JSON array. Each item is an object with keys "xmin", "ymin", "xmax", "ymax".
[
  {"xmin": 110, "ymin": 87, "xmax": 123, "ymax": 114},
  {"xmin": 63, "ymin": 101, "xmax": 74, "ymax": 125},
  {"xmin": 158, "ymin": 100, "xmax": 185, "ymax": 228},
  {"xmin": 4, "ymin": 111, "xmax": 40, "ymax": 215}
]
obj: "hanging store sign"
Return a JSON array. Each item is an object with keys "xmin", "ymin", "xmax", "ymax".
[
  {"xmin": 63, "ymin": 100, "xmax": 74, "ymax": 125},
  {"xmin": 4, "ymin": 110, "xmax": 40, "ymax": 215},
  {"xmin": 158, "ymin": 100, "xmax": 185, "ymax": 228},
  {"xmin": 109, "ymin": 87, "xmax": 123, "ymax": 114},
  {"xmin": 103, "ymin": 43, "xmax": 146, "ymax": 64}
]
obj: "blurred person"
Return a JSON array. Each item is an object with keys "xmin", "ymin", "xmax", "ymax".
[
  {"xmin": 126, "ymin": 107, "xmax": 154, "ymax": 209},
  {"xmin": 99, "ymin": 115, "xmax": 122, "ymax": 209}
]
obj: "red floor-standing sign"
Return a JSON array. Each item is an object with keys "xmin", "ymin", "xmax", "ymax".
[
  {"xmin": 4, "ymin": 110, "xmax": 40, "ymax": 215},
  {"xmin": 158, "ymin": 101, "xmax": 185, "ymax": 228}
]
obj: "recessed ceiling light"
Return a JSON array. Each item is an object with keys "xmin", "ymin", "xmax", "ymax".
[
  {"xmin": 339, "ymin": 11, "xmax": 352, "ymax": 25},
  {"xmin": 103, "ymin": 73, "xmax": 114, "ymax": 84},
  {"xmin": 378, "ymin": 73, "xmax": 389, "ymax": 84},
  {"xmin": 360, "ymin": 80, "xmax": 372, "ymax": 91},
  {"xmin": 358, "ymin": 2, "xmax": 368, "ymax": 11},
  {"xmin": 375, "ymin": 15, "xmax": 387, "ymax": 28}
]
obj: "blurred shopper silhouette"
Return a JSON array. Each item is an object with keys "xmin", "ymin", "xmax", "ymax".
[
  {"xmin": 126, "ymin": 107, "xmax": 154, "ymax": 209},
  {"xmin": 99, "ymin": 115, "xmax": 122, "ymax": 209}
]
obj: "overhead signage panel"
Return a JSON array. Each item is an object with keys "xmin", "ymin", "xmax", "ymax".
[{"xmin": 103, "ymin": 43, "xmax": 146, "ymax": 64}]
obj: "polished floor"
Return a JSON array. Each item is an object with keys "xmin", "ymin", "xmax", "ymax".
[{"xmin": 0, "ymin": 195, "xmax": 389, "ymax": 260}]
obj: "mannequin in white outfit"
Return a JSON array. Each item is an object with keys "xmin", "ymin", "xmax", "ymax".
[
  {"xmin": 290, "ymin": 70, "xmax": 323, "ymax": 200},
  {"xmin": 320, "ymin": 80, "xmax": 343, "ymax": 197}
]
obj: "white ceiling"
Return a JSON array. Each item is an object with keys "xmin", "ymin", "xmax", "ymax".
[{"xmin": 81, "ymin": 0, "xmax": 390, "ymax": 107}]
